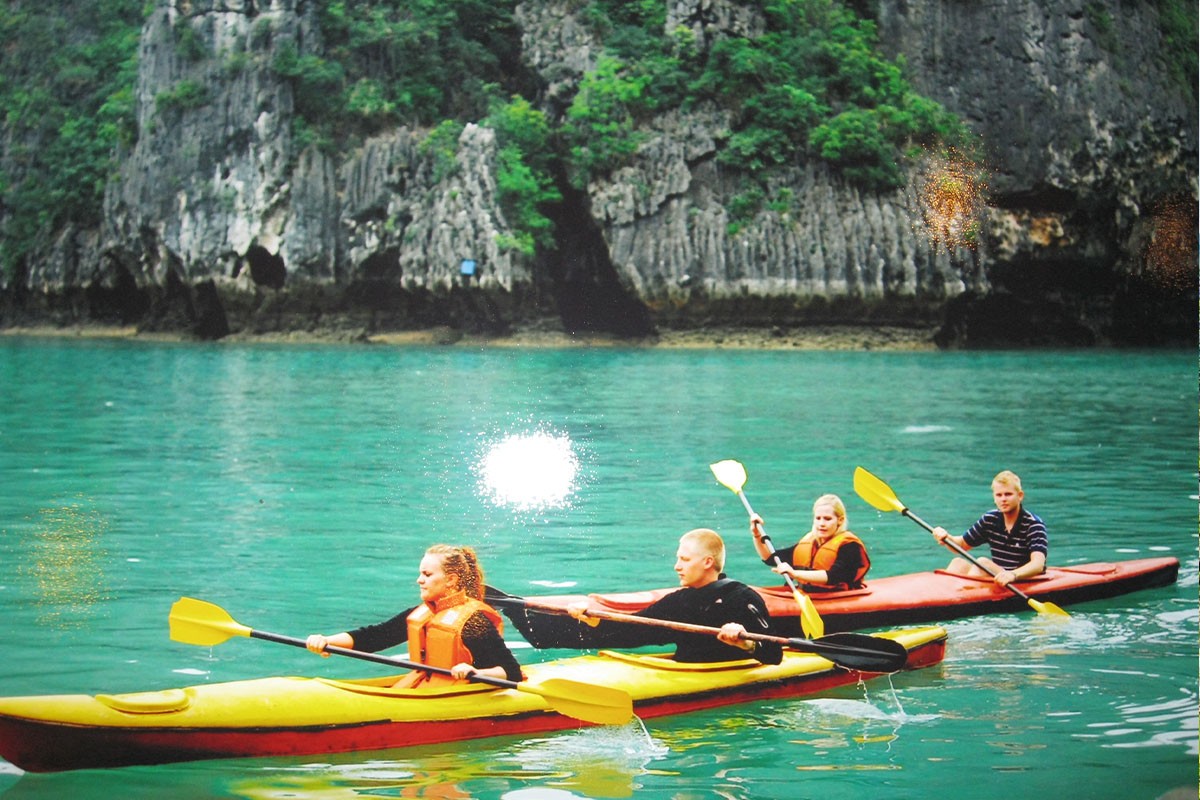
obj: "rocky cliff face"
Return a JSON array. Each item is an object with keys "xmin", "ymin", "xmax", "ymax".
[
  {"xmin": 93, "ymin": 0, "xmax": 541, "ymax": 338},
  {"xmin": 876, "ymin": 0, "xmax": 1197, "ymax": 345},
  {"xmin": 4, "ymin": 0, "xmax": 1195, "ymax": 345}
]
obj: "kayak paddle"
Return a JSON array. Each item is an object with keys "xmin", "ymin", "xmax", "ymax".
[
  {"xmin": 168, "ymin": 597, "xmax": 634, "ymax": 726},
  {"xmin": 484, "ymin": 587, "xmax": 909, "ymax": 673},
  {"xmin": 710, "ymin": 459, "xmax": 826, "ymax": 639},
  {"xmin": 852, "ymin": 467, "xmax": 1070, "ymax": 618}
]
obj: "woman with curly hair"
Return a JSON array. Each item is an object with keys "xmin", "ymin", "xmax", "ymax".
[{"xmin": 305, "ymin": 544, "xmax": 521, "ymax": 687}]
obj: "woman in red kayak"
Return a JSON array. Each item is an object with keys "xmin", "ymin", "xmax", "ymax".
[
  {"xmin": 305, "ymin": 544, "xmax": 522, "ymax": 686},
  {"xmin": 750, "ymin": 494, "xmax": 871, "ymax": 592}
]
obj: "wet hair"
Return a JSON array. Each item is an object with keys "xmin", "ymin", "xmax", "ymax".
[
  {"xmin": 680, "ymin": 528, "xmax": 726, "ymax": 572},
  {"xmin": 992, "ymin": 470, "xmax": 1023, "ymax": 492},
  {"xmin": 812, "ymin": 494, "xmax": 848, "ymax": 534},
  {"xmin": 426, "ymin": 544, "xmax": 485, "ymax": 600}
]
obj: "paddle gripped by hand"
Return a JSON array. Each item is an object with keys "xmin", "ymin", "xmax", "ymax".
[
  {"xmin": 168, "ymin": 597, "xmax": 634, "ymax": 726},
  {"xmin": 852, "ymin": 467, "xmax": 1069, "ymax": 618},
  {"xmin": 710, "ymin": 459, "xmax": 826, "ymax": 639},
  {"xmin": 485, "ymin": 586, "xmax": 909, "ymax": 673}
]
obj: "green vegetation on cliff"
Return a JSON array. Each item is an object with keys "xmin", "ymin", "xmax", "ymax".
[
  {"xmin": 282, "ymin": 0, "xmax": 970, "ymax": 249},
  {"xmin": 272, "ymin": 0, "xmax": 528, "ymax": 149},
  {"xmin": 0, "ymin": 0, "xmax": 966, "ymax": 277},
  {"xmin": 1152, "ymin": 0, "xmax": 1198, "ymax": 99},
  {"xmin": 4, "ymin": 0, "xmax": 1189, "ymax": 280},
  {"xmin": 567, "ymin": 0, "xmax": 969, "ymax": 193},
  {"xmin": 0, "ymin": 1, "xmax": 143, "ymax": 278}
]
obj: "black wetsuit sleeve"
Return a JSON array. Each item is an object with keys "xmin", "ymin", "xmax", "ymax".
[
  {"xmin": 825, "ymin": 542, "xmax": 868, "ymax": 587},
  {"xmin": 347, "ymin": 607, "xmax": 416, "ymax": 654},
  {"xmin": 765, "ymin": 544, "xmax": 799, "ymax": 567},
  {"xmin": 725, "ymin": 584, "xmax": 783, "ymax": 665},
  {"xmin": 577, "ymin": 594, "xmax": 679, "ymax": 649},
  {"xmin": 462, "ymin": 612, "xmax": 524, "ymax": 682}
]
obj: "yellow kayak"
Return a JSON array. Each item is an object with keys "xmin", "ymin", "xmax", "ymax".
[{"xmin": 0, "ymin": 625, "xmax": 946, "ymax": 773}]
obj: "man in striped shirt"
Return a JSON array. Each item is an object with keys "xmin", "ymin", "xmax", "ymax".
[{"xmin": 931, "ymin": 470, "xmax": 1048, "ymax": 587}]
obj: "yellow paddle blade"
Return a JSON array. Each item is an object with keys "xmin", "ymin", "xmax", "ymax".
[
  {"xmin": 709, "ymin": 460, "xmax": 748, "ymax": 493},
  {"xmin": 169, "ymin": 597, "xmax": 252, "ymax": 646},
  {"xmin": 791, "ymin": 588, "xmax": 825, "ymax": 639},
  {"xmin": 853, "ymin": 467, "xmax": 907, "ymax": 513},
  {"xmin": 526, "ymin": 678, "xmax": 634, "ymax": 726},
  {"xmin": 854, "ymin": 468, "xmax": 1073, "ymax": 620},
  {"xmin": 1028, "ymin": 598, "xmax": 1071, "ymax": 617},
  {"xmin": 712, "ymin": 458, "xmax": 824, "ymax": 637}
]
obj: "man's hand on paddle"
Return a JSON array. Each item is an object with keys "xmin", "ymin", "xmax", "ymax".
[{"xmin": 718, "ymin": 622, "xmax": 756, "ymax": 653}]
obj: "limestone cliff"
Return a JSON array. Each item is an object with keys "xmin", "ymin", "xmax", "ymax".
[
  {"xmin": 2, "ymin": 0, "xmax": 1195, "ymax": 346},
  {"xmin": 876, "ymin": 0, "xmax": 1197, "ymax": 345}
]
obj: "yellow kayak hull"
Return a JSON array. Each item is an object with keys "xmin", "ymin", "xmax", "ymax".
[{"xmin": 0, "ymin": 625, "xmax": 946, "ymax": 772}]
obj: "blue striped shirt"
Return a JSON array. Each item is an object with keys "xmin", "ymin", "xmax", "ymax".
[{"xmin": 962, "ymin": 508, "xmax": 1048, "ymax": 570}]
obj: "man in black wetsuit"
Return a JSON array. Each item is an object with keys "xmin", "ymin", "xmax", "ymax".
[{"xmin": 567, "ymin": 528, "xmax": 783, "ymax": 665}]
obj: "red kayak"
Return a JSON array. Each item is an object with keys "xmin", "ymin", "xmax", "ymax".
[{"xmin": 487, "ymin": 557, "xmax": 1180, "ymax": 647}]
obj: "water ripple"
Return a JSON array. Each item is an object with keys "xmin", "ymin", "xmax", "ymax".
[{"xmin": 1090, "ymin": 689, "xmax": 1199, "ymax": 756}]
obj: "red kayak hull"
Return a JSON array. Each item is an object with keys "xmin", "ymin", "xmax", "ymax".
[
  {"xmin": 0, "ymin": 709, "xmax": 579, "ymax": 774},
  {"xmin": 491, "ymin": 557, "xmax": 1180, "ymax": 647}
]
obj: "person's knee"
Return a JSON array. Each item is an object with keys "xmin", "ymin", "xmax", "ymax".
[{"xmin": 944, "ymin": 558, "xmax": 971, "ymax": 575}]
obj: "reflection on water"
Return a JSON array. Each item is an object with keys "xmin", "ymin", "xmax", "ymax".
[
  {"xmin": 214, "ymin": 723, "xmax": 667, "ymax": 800},
  {"xmin": 501, "ymin": 721, "xmax": 668, "ymax": 798},
  {"xmin": 774, "ymin": 680, "xmax": 940, "ymax": 759},
  {"xmin": 476, "ymin": 429, "xmax": 581, "ymax": 512},
  {"xmin": 17, "ymin": 495, "xmax": 110, "ymax": 628},
  {"xmin": 900, "ymin": 425, "xmax": 953, "ymax": 434},
  {"xmin": 1086, "ymin": 687, "xmax": 1200, "ymax": 756},
  {"xmin": 229, "ymin": 756, "xmax": 476, "ymax": 799}
]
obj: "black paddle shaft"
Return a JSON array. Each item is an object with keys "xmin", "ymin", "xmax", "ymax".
[
  {"xmin": 247, "ymin": 629, "xmax": 522, "ymax": 691},
  {"xmin": 903, "ymin": 509, "xmax": 1040, "ymax": 603},
  {"xmin": 485, "ymin": 587, "xmax": 909, "ymax": 673}
]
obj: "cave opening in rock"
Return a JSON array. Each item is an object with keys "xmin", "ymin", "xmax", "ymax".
[
  {"xmin": 245, "ymin": 245, "xmax": 286, "ymax": 289},
  {"xmin": 85, "ymin": 261, "xmax": 150, "ymax": 324},
  {"xmin": 541, "ymin": 177, "xmax": 654, "ymax": 337}
]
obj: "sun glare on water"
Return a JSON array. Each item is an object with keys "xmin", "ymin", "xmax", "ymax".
[{"xmin": 478, "ymin": 431, "xmax": 580, "ymax": 511}]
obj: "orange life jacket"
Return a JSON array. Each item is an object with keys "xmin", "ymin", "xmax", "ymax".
[
  {"xmin": 793, "ymin": 530, "xmax": 870, "ymax": 590},
  {"xmin": 394, "ymin": 592, "xmax": 505, "ymax": 688}
]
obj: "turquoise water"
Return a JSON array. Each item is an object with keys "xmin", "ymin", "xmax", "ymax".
[{"xmin": 0, "ymin": 337, "xmax": 1195, "ymax": 799}]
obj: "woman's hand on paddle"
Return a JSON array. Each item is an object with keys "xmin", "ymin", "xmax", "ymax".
[
  {"xmin": 931, "ymin": 526, "xmax": 950, "ymax": 544},
  {"xmin": 750, "ymin": 513, "xmax": 766, "ymax": 542},
  {"xmin": 306, "ymin": 632, "xmax": 352, "ymax": 657},
  {"xmin": 450, "ymin": 662, "xmax": 477, "ymax": 680},
  {"xmin": 771, "ymin": 563, "xmax": 797, "ymax": 579}
]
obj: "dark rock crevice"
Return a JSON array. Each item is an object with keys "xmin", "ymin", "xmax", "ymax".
[
  {"xmin": 244, "ymin": 245, "xmax": 286, "ymax": 290},
  {"xmin": 540, "ymin": 175, "xmax": 656, "ymax": 337}
]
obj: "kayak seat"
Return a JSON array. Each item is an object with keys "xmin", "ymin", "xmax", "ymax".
[
  {"xmin": 316, "ymin": 676, "xmax": 500, "ymax": 699},
  {"xmin": 756, "ymin": 585, "xmax": 872, "ymax": 600},
  {"xmin": 932, "ymin": 569, "xmax": 1053, "ymax": 584},
  {"xmin": 1050, "ymin": 563, "xmax": 1118, "ymax": 576},
  {"xmin": 96, "ymin": 688, "xmax": 191, "ymax": 714}
]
